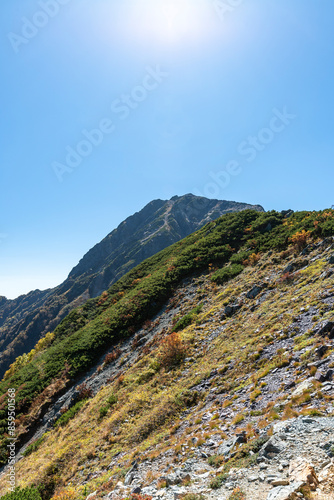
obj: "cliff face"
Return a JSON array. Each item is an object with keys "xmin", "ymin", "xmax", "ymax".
[
  {"xmin": 0, "ymin": 194, "xmax": 263, "ymax": 378},
  {"xmin": 68, "ymin": 194, "xmax": 264, "ymax": 296}
]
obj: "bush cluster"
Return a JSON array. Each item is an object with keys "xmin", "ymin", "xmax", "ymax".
[{"xmin": 1, "ymin": 487, "xmax": 42, "ymax": 500}]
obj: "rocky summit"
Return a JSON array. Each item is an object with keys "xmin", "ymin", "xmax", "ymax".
[{"xmin": 1, "ymin": 208, "xmax": 334, "ymax": 500}]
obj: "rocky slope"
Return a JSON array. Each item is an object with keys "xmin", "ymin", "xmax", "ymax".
[
  {"xmin": 1, "ymin": 209, "xmax": 334, "ymax": 500},
  {"xmin": 0, "ymin": 195, "xmax": 263, "ymax": 379}
]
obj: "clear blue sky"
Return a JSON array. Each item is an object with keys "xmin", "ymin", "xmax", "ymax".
[{"xmin": 1, "ymin": 0, "xmax": 333, "ymax": 299}]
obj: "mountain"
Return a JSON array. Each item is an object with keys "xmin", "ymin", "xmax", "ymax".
[
  {"xmin": 0, "ymin": 194, "xmax": 263, "ymax": 379},
  {"xmin": 0, "ymin": 208, "xmax": 334, "ymax": 500}
]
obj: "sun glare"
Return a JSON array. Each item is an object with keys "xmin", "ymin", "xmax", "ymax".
[
  {"xmin": 143, "ymin": 0, "xmax": 210, "ymax": 43},
  {"xmin": 125, "ymin": 0, "xmax": 215, "ymax": 47}
]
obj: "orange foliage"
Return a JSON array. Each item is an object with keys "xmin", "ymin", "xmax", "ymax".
[
  {"xmin": 158, "ymin": 332, "xmax": 186, "ymax": 368},
  {"xmin": 104, "ymin": 348, "xmax": 122, "ymax": 365},
  {"xmin": 243, "ymin": 253, "xmax": 261, "ymax": 266},
  {"xmin": 290, "ymin": 230, "xmax": 310, "ymax": 252}
]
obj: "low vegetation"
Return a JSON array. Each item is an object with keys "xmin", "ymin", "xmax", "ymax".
[{"xmin": 0, "ymin": 487, "xmax": 42, "ymax": 500}]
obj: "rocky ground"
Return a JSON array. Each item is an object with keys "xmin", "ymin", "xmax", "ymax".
[{"xmin": 96, "ymin": 416, "xmax": 334, "ymax": 499}]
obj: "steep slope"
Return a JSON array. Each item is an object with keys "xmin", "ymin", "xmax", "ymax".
[
  {"xmin": 1, "ymin": 209, "xmax": 334, "ymax": 500},
  {"xmin": 68, "ymin": 195, "xmax": 263, "ymax": 294},
  {"xmin": 0, "ymin": 195, "xmax": 263, "ymax": 379}
]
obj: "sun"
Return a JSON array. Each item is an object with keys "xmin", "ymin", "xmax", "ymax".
[
  {"xmin": 89, "ymin": 0, "xmax": 218, "ymax": 55},
  {"xmin": 126, "ymin": 0, "xmax": 214, "ymax": 47}
]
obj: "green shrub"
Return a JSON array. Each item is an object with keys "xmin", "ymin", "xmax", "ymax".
[
  {"xmin": 173, "ymin": 304, "xmax": 203, "ymax": 332},
  {"xmin": 54, "ymin": 400, "xmax": 85, "ymax": 428},
  {"xmin": 22, "ymin": 435, "xmax": 45, "ymax": 457},
  {"xmin": 208, "ymin": 455, "xmax": 225, "ymax": 468},
  {"xmin": 99, "ymin": 406, "xmax": 108, "ymax": 419},
  {"xmin": 209, "ymin": 473, "xmax": 228, "ymax": 489},
  {"xmin": 230, "ymin": 251, "xmax": 251, "ymax": 264},
  {"xmin": 107, "ymin": 393, "xmax": 118, "ymax": 406},
  {"xmin": 211, "ymin": 264, "xmax": 244, "ymax": 285},
  {"xmin": 0, "ymin": 487, "xmax": 42, "ymax": 500}
]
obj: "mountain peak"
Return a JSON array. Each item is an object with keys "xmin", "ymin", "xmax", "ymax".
[{"xmin": 0, "ymin": 195, "xmax": 263, "ymax": 378}]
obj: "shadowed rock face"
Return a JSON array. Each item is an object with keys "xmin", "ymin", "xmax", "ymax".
[{"xmin": 0, "ymin": 194, "xmax": 263, "ymax": 377}]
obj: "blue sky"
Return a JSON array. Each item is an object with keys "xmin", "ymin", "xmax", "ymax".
[{"xmin": 1, "ymin": 0, "xmax": 334, "ymax": 299}]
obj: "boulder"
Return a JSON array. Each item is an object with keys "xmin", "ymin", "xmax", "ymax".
[
  {"xmin": 327, "ymin": 254, "xmax": 334, "ymax": 265},
  {"xmin": 124, "ymin": 472, "xmax": 134, "ymax": 486},
  {"xmin": 246, "ymin": 284, "xmax": 264, "ymax": 299},
  {"xmin": 289, "ymin": 458, "xmax": 319, "ymax": 491},
  {"xmin": 124, "ymin": 462, "xmax": 138, "ymax": 486},
  {"xmin": 318, "ymin": 463, "xmax": 334, "ymax": 483},
  {"xmin": 282, "ymin": 260, "xmax": 308, "ymax": 274},
  {"xmin": 236, "ymin": 431, "xmax": 247, "ymax": 444},
  {"xmin": 164, "ymin": 471, "xmax": 191, "ymax": 486},
  {"xmin": 131, "ymin": 487, "xmax": 141, "ymax": 494},
  {"xmin": 317, "ymin": 321, "xmax": 334, "ymax": 339},
  {"xmin": 259, "ymin": 436, "xmax": 286, "ymax": 459},
  {"xmin": 224, "ymin": 303, "xmax": 242, "ymax": 317},
  {"xmin": 291, "ymin": 378, "xmax": 314, "ymax": 397},
  {"xmin": 217, "ymin": 437, "xmax": 238, "ymax": 457},
  {"xmin": 314, "ymin": 369, "xmax": 334, "ymax": 383},
  {"xmin": 315, "ymin": 344, "xmax": 330, "ymax": 358},
  {"xmin": 284, "ymin": 380, "xmax": 296, "ymax": 390},
  {"xmin": 266, "ymin": 482, "xmax": 304, "ymax": 500}
]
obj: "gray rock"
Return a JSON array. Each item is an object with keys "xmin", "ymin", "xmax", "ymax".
[
  {"xmin": 165, "ymin": 471, "xmax": 190, "ymax": 486},
  {"xmin": 236, "ymin": 431, "xmax": 247, "ymax": 444},
  {"xmin": 327, "ymin": 254, "xmax": 334, "ymax": 265},
  {"xmin": 206, "ymin": 439, "xmax": 216, "ymax": 447},
  {"xmin": 124, "ymin": 461, "xmax": 138, "ymax": 485},
  {"xmin": 266, "ymin": 482, "xmax": 304, "ymax": 500},
  {"xmin": 317, "ymin": 321, "xmax": 334, "ymax": 339},
  {"xmin": 124, "ymin": 472, "xmax": 134, "ymax": 486},
  {"xmin": 168, "ymin": 485, "xmax": 189, "ymax": 500},
  {"xmin": 247, "ymin": 284, "xmax": 264, "ymax": 299},
  {"xmin": 291, "ymin": 378, "xmax": 314, "ymax": 397},
  {"xmin": 217, "ymin": 437, "xmax": 238, "ymax": 457},
  {"xmin": 259, "ymin": 436, "xmax": 286, "ymax": 459},
  {"xmin": 315, "ymin": 369, "xmax": 333, "ymax": 382},
  {"xmin": 315, "ymin": 344, "xmax": 330, "ymax": 357},
  {"xmin": 224, "ymin": 303, "xmax": 241, "ymax": 317},
  {"xmin": 282, "ymin": 260, "xmax": 308, "ymax": 274},
  {"xmin": 131, "ymin": 487, "xmax": 141, "ymax": 494}
]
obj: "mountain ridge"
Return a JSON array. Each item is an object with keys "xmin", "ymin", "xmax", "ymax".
[{"xmin": 0, "ymin": 194, "xmax": 263, "ymax": 378}]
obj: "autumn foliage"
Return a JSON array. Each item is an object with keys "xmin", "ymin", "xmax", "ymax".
[
  {"xmin": 104, "ymin": 348, "xmax": 122, "ymax": 365},
  {"xmin": 158, "ymin": 332, "xmax": 186, "ymax": 368},
  {"xmin": 290, "ymin": 230, "xmax": 310, "ymax": 252}
]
